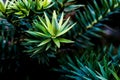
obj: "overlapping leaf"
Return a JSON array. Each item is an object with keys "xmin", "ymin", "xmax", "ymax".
[
  {"xmin": 24, "ymin": 11, "xmax": 76, "ymax": 56},
  {"xmin": 55, "ymin": 45, "xmax": 120, "ymax": 80},
  {"xmin": 74, "ymin": 0, "xmax": 120, "ymax": 48}
]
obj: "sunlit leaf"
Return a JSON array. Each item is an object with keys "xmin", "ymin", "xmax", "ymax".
[
  {"xmin": 53, "ymin": 38, "xmax": 60, "ymax": 48},
  {"xmin": 59, "ymin": 38, "xmax": 74, "ymax": 43},
  {"xmin": 37, "ymin": 39, "xmax": 51, "ymax": 47}
]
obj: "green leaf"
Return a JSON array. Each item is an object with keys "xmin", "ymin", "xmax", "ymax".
[
  {"xmin": 65, "ymin": 75, "xmax": 81, "ymax": 80},
  {"xmin": 87, "ymin": 31, "xmax": 101, "ymax": 38},
  {"xmin": 109, "ymin": 69, "xmax": 120, "ymax": 80},
  {"xmin": 86, "ymin": 66, "xmax": 97, "ymax": 79},
  {"xmin": 68, "ymin": 63, "xmax": 79, "ymax": 71},
  {"xmin": 45, "ymin": 43, "xmax": 51, "ymax": 51},
  {"xmin": 26, "ymin": 31, "xmax": 50, "ymax": 38},
  {"xmin": 57, "ymin": 23, "xmax": 76, "ymax": 37},
  {"xmin": 60, "ymin": 17, "xmax": 70, "ymax": 31},
  {"xmin": 43, "ymin": 0, "xmax": 52, "ymax": 8},
  {"xmin": 66, "ymin": 55, "xmax": 75, "ymax": 65},
  {"xmin": 59, "ymin": 38, "xmax": 74, "ymax": 43},
  {"xmin": 39, "ymin": 16, "xmax": 54, "ymax": 35},
  {"xmin": 52, "ymin": 11, "xmax": 57, "ymax": 24},
  {"xmin": 44, "ymin": 2, "xmax": 54, "ymax": 9},
  {"xmin": 44, "ymin": 12, "xmax": 52, "ymax": 32},
  {"xmin": 24, "ymin": 39, "xmax": 40, "ymax": 44},
  {"xmin": 33, "ymin": 20, "xmax": 48, "ymax": 34},
  {"xmin": 98, "ymin": 62, "xmax": 107, "ymax": 78},
  {"xmin": 64, "ymin": 5, "xmax": 84, "ymax": 12},
  {"xmin": 53, "ymin": 38, "xmax": 60, "ymax": 48},
  {"xmin": 96, "ymin": 75, "xmax": 107, "ymax": 80},
  {"xmin": 14, "ymin": 11, "xmax": 23, "ymax": 15},
  {"xmin": 53, "ymin": 17, "xmax": 59, "ymax": 35},
  {"xmin": 36, "ymin": 0, "xmax": 42, "ymax": 10},
  {"xmin": 37, "ymin": 39, "xmax": 51, "ymax": 47},
  {"xmin": 30, "ymin": 47, "xmax": 43, "ymax": 57},
  {"xmin": 5, "ymin": 0, "xmax": 9, "ymax": 8},
  {"xmin": 0, "ymin": 0, "xmax": 5, "ymax": 13},
  {"xmin": 68, "ymin": 70, "xmax": 82, "ymax": 78},
  {"xmin": 59, "ymin": 12, "xmax": 64, "ymax": 27},
  {"xmin": 21, "ymin": 8, "xmax": 29, "ymax": 16}
]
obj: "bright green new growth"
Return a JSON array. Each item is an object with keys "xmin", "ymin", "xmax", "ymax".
[
  {"xmin": 25, "ymin": 11, "xmax": 76, "ymax": 56},
  {"xmin": 35, "ymin": 0, "xmax": 54, "ymax": 11},
  {"xmin": 0, "ymin": 0, "xmax": 54, "ymax": 18}
]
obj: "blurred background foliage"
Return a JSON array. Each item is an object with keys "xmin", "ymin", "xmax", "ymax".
[{"xmin": 0, "ymin": 0, "xmax": 120, "ymax": 80}]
